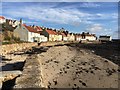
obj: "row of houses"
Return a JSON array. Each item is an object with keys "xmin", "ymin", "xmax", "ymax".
[
  {"xmin": 1, "ymin": 16, "xmax": 98, "ymax": 43},
  {"xmin": 14, "ymin": 22, "xmax": 97, "ymax": 42}
]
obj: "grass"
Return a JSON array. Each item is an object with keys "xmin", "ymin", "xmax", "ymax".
[
  {"xmin": 2, "ymin": 41, "xmax": 13, "ymax": 45},
  {"xmin": 2, "ymin": 41, "xmax": 28, "ymax": 45}
]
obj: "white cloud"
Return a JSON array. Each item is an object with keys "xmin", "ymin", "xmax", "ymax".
[
  {"xmin": 86, "ymin": 24, "xmax": 103, "ymax": 33},
  {"xmin": 2, "ymin": 2, "xmax": 118, "ymax": 27},
  {"xmin": 86, "ymin": 13, "xmax": 118, "ymax": 20},
  {"xmin": 86, "ymin": 24, "xmax": 113, "ymax": 36},
  {"xmin": 80, "ymin": 2, "xmax": 100, "ymax": 7},
  {"xmin": 4, "ymin": 5, "xmax": 94, "ymax": 26},
  {"xmin": 23, "ymin": 20, "xmax": 37, "ymax": 24},
  {"xmin": 2, "ymin": 0, "xmax": 119, "ymax": 2},
  {"xmin": 111, "ymin": 30, "xmax": 119, "ymax": 39}
]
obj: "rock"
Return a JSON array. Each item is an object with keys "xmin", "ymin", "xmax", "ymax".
[
  {"xmin": 1, "ymin": 71, "xmax": 22, "ymax": 82},
  {"xmin": 53, "ymin": 80, "xmax": 57, "ymax": 85},
  {"xmin": 0, "ymin": 77, "xmax": 4, "ymax": 89}
]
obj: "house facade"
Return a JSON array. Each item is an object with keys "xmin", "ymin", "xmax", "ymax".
[
  {"xmin": 60, "ymin": 32, "xmax": 67, "ymax": 41},
  {"xmin": 41, "ymin": 29, "xmax": 58, "ymax": 41},
  {"xmin": 67, "ymin": 33, "xmax": 75, "ymax": 41},
  {"xmin": 99, "ymin": 35, "xmax": 112, "ymax": 42},
  {"xmin": 81, "ymin": 32, "xmax": 97, "ymax": 41},
  {"xmin": 85, "ymin": 34, "xmax": 97, "ymax": 41},
  {"xmin": 75, "ymin": 34, "xmax": 82, "ymax": 41},
  {"xmin": 56, "ymin": 31, "xmax": 62, "ymax": 41},
  {"xmin": 14, "ymin": 24, "xmax": 47, "ymax": 42}
]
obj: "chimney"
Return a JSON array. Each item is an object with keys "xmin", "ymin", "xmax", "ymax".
[
  {"xmin": 19, "ymin": 18, "xmax": 22, "ymax": 28},
  {"xmin": 32, "ymin": 25, "xmax": 35, "ymax": 28},
  {"xmin": 87, "ymin": 32, "xmax": 89, "ymax": 34}
]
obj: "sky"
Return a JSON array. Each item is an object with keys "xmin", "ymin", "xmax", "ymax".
[{"xmin": 1, "ymin": 2, "xmax": 119, "ymax": 39}]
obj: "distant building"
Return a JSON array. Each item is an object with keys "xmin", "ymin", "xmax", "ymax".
[
  {"xmin": 81, "ymin": 32, "xmax": 97, "ymax": 41},
  {"xmin": 0, "ymin": 16, "xmax": 6, "ymax": 24},
  {"xmin": 12, "ymin": 20, "xmax": 20, "ymax": 27},
  {"xmin": 99, "ymin": 35, "xmax": 112, "ymax": 42}
]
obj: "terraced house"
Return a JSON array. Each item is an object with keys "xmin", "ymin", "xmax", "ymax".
[
  {"xmin": 41, "ymin": 28, "xmax": 58, "ymax": 41},
  {"xmin": 67, "ymin": 33, "xmax": 75, "ymax": 41},
  {"xmin": 60, "ymin": 32, "xmax": 68, "ymax": 41},
  {"xmin": 56, "ymin": 31, "xmax": 63, "ymax": 41},
  {"xmin": 1, "ymin": 16, "xmax": 97, "ymax": 43}
]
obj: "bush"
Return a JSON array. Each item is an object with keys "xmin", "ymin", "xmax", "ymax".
[
  {"xmin": 13, "ymin": 36, "xmax": 20, "ymax": 42},
  {"xmin": 2, "ymin": 41, "xmax": 13, "ymax": 45},
  {"xmin": 4, "ymin": 36, "xmax": 11, "ymax": 41}
]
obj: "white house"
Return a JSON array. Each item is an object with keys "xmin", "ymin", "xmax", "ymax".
[
  {"xmin": 0, "ymin": 16, "xmax": 6, "ymax": 24},
  {"xmin": 85, "ymin": 34, "xmax": 97, "ymax": 41},
  {"xmin": 14, "ymin": 24, "xmax": 47, "ymax": 42},
  {"xmin": 81, "ymin": 32, "xmax": 97, "ymax": 41},
  {"xmin": 67, "ymin": 33, "xmax": 75, "ymax": 41},
  {"xmin": 56, "ymin": 31, "xmax": 63, "ymax": 41},
  {"xmin": 99, "ymin": 35, "xmax": 112, "ymax": 42},
  {"xmin": 41, "ymin": 29, "xmax": 58, "ymax": 41}
]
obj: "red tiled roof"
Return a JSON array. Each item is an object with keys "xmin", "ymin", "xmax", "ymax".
[
  {"xmin": 0, "ymin": 16, "xmax": 5, "ymax": 19},
  {"xmin": 61, "ymin": 32, "xmax": 67, "ymax": 37},
  {"xmin": 35, "ymin": 26, "xmax": 43, "ymax": 31},
  {"xmin": 46, "ymin": 29, "xmax": 57, "ymax": 35},
  {"xmin": 23, "ymin": 24, "xmax": 40, "ymax": 33}
]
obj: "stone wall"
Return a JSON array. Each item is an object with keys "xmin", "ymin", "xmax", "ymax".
[
  {"xmin": 1, "ymin": 41, "xmax": 72, "ymax": 55},
  {"xmin": 40, "ymin": 41, "xmax": 69, "ymax": 46},
  {"xmin": 1, "ymin": 43, "xmax": 37, "ymax": 55}
]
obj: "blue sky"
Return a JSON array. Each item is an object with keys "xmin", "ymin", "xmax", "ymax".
[{"xmin": 1, "ymin": 2, "xmax": 119, "ymax": 39}]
